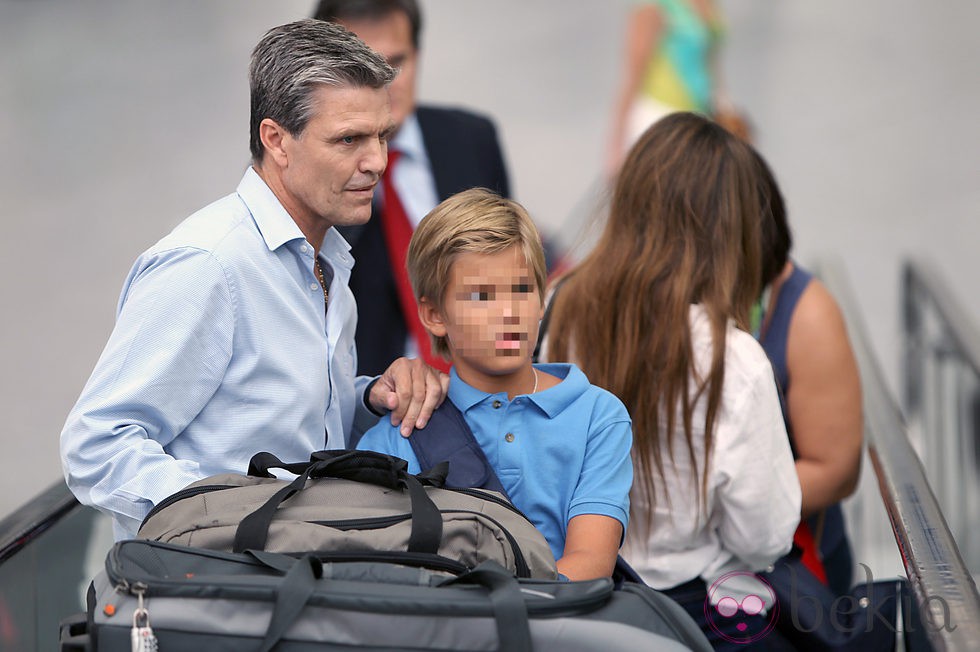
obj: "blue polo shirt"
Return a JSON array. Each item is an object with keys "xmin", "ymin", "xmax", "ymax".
[{"xmin": 357, "ymin": 363, "xmax": 633, "ymax": 561}]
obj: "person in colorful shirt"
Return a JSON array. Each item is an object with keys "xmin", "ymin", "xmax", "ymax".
[{"xmin": 606, "ymin": 0, "xmax": 731, "ymax": 173}]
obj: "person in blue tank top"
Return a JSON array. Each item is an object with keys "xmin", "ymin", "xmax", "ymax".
[
  {"xmin": 356, "ymin": 188, "xmax": 633, "ymax": 581},
  {"xmin": 753, "ymin": 152, "xmax": 863, "ymax": 597}
]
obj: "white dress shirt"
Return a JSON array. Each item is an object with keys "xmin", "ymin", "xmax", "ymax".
[{"xmin": 622, "ymin": 305, "xmax": 801, "ymax": 608}]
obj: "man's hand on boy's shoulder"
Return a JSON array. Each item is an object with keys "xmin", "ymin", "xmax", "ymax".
[{"xmin": 368, "ymin": 357, "xmax": 449, "ymax": 437}]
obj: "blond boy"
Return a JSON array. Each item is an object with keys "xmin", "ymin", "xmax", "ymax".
[{"xmin": 356, "ymin": 188, "xmax": 632, "ymax": 580}]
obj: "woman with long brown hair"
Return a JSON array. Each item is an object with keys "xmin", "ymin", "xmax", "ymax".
[{"xmin": 545, "ymin": 112, "xmax": 800, "ymax": 648}]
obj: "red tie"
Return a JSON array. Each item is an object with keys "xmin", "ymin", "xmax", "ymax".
[
  {"xmin": 379, "ymin": 150, "xmax": 451, "ymax": 373},
  {"xmin": 793, "ymin": 521, "xmax": 828, "ymax": 585}
]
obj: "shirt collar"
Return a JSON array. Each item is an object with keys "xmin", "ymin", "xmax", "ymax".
[
  {"xmin": 320, "ymin": 227, "xmax": 354, "ymax": 271},
  {"xmin": 448, "ymin": 363, "xmax": 589, "ymax": 419},
  {"xmin": 237, "ymin": 166, "xmax": 307, "ymax": 252},
  {"xmin": 391, "ymin": 112, "xmax": 428, "ymax": 163},
  {"xmin": 237, "ymin": 166, "xmax": 353, "ymax": 269}
]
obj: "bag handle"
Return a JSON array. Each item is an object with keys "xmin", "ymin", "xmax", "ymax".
[
  {"xmin": 441, "ymin": 561, "xmax": 532, "ymax": 652},
  {"xmin": 247, "ymin": 451, "xmax": 317, "ymax": 477},
  {"xmin": 532, "ymin": 272, "xmax": 572, "ymax": 363},
  {"xmin": 234, "ymin": 450, "xmax": 447, "ymax": 555},
  {"xmin": 248, "ymin": 449, "xmax": 405, "ymax": 482},
  {"xmin": 256, "ymin": 554, "xmax": 323, "ymax": 652},
  {"xmin": 248, "ymin": 449, "xmax": 448, "ymax": 487},
  {"xmin": 252, "ymin": 557, "xmax": 532, "ymax": 652}
]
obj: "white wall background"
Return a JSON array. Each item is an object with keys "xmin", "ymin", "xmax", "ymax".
[{"xmin": 1, "ymin": 2, "xmax": 977, "ymax": 561}]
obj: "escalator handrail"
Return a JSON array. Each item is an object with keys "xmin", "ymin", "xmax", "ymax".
[
  {"xmin": 820, "ymin": 259, "xmax": 980, "ymax": 650},
  {"xmin": 0, "ymin": 479, "xmax": 80, "ymax": 564},
  {"xmin": 904, "ymin": 259, "xmax": 980, "ymax": 376}
]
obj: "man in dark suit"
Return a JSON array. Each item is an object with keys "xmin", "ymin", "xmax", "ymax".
[{"xmin": 313, "ymin": 0, "xmax": 511, "ymax": 376}]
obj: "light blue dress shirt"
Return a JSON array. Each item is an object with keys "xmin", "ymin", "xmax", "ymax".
[
  {"xmin": 358, "ymin": 363, "xmax": 633, "ymax": 561},
  {"xmin": 61, "ymin": 167, "xmax": 378, "ymax": 539}
]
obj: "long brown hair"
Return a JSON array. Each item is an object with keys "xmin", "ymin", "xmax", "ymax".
[{"xmin": 548, "ymin": 112, "xmax": 764, "ymax": 519}]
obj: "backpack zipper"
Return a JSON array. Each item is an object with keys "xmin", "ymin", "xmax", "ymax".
[
  {"xmin": 442, "ymin": 486, "xmax": 530, "ymax": 520},
  {"xmin": 141, "ymin": 484, "xmax": 237, "ymax": 525},
  {"xmin": 311, "ymin": 550, "xmax": 469, "ymax": 575},
  {"xmin": 108, "ymin": 540, "xmax": 603, "ymax": 616},
  {"xmin": 311, "ymin": 514, "xmax": 412, "ymax": 529},
  {"xmin": 107, "ymin": 541, "xmax": 469, "ymax": 592}
]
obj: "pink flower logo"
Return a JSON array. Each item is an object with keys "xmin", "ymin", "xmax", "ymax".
[{"xmin": 705, "ymin": 571, "xmax": 779, "ymax": 644}]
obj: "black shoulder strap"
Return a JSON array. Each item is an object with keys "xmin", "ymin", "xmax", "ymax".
[
  {"xmin": 409, "ymin": 400, "xmax": 510, "ymax": 499},
  {"xmin": 533, "ymin": 273, "xmax": 572, "ymax": 362}
]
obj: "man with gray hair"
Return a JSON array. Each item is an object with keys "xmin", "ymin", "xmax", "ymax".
[{"xmin": 61, "ymin": 19, "xmax": 447, "ymax": 540}]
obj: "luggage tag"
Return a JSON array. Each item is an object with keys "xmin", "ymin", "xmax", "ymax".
[{"xmin": 131, "ymin": 586, "xmax": 159, "ymax": 652}]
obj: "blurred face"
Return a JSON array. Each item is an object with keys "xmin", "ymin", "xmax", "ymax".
[
  {"xmin": 276, "ymin": 84, "xmax": 394, "ymax": 229},
  {"xmin": 420, "ymin": 245, "xmax": 544, "ymax": 391},
  {"xmin": 340, "ymin": 11, "xmax": 418, "ymax": 131}
]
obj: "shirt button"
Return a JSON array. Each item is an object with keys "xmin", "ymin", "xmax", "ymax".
[
  {"xmin": 300, "ymin": 244, "xmax": 308, "ymax": 253},
  {"xmin": 310, "ymin": 282, "xmax": 319, "ymax": 290},
  {"xmin": 492, "ymin": 400, "xmax": 502, "ymax": 409},
  {"xmin": 504, "ymin": 433, "xmax": 515, "ymax": 443}
]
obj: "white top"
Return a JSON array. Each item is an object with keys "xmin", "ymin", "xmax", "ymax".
[{"xmin": 622, "ymin": 305, "xmax": 801, "ymax": 608}]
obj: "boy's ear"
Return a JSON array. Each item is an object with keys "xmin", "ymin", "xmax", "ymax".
[{"xmin": 418, "ymin": 297, "xmax": 447, "ymax": 338}]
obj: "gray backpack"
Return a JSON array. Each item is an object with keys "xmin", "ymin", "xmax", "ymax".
[{"xmin": 137, "ymin": 449, "xmax": 558, "ymax": 579}]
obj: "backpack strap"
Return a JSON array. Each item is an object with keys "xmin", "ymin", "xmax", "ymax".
[
  {"xmin": 533, "ymin": 273, "xmax": 573, "ymax": 362},
  {"xmin": 409, "ymin": 400, "xmax": 510, "ymax": 500}
]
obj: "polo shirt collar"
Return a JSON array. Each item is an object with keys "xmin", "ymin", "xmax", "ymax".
[{"xmin": 448, "ymin": 363, "xmax": 589, "ymax": 419}]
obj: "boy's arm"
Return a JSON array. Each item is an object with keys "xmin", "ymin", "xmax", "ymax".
[
  {"xmin": 557, "ymin": 514, "xmax": 623, "ymax": 580},
  {"xmin": 561, "ymin": 403, "xmax": 633, "ymax": 581}
]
